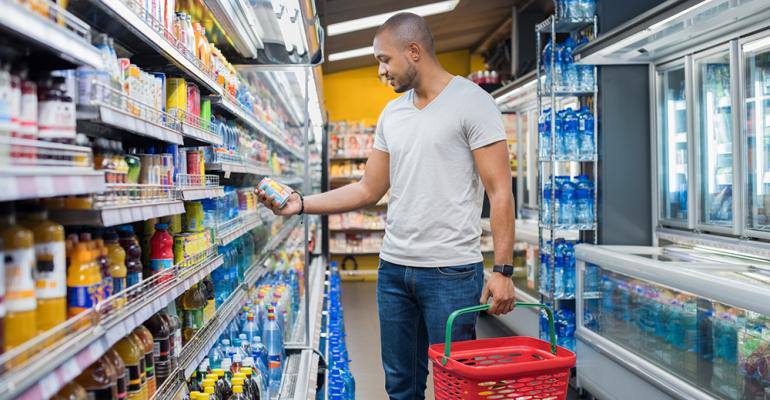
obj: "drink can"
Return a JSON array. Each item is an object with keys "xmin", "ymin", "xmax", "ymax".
[
  {"xmin": 258, "ymin": 178, "xmax": 291, "ymax": 208},
  {"xmin": 186, "ymin": 148, "xmax": 200, "ymax": 175},
  {"xmin": 166, "ymin": 77, "xmax": 186, "ymax": 121}
]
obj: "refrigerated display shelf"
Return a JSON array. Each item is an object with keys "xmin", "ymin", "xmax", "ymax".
[
  {"xmin": 217, "ymin": 213, "xmax": 263, "ymax": 247},
  {"xmin": 180, "ymin": 121, "xmax": 225, "ymax": 146},
  {"xmin": 211, "ymin": 96, "xmax": 304, "ymax": 160},
  {"xmin": 206, "ymin": 160, "xmax": 273, "ymax": 177},
  {"xmin": 50, "ymin": 200, "xmax": 185, "ymax": 227},
  {"xmin": 0, "ymin": 253, "xmax": 224, "ymax": 400},
  {"xmin": 178, "ymin": 186, "xmax": 226, "ymax": 201},
  {"xmin": 0, "ymin": 168, "xmax": 105, "ymax": 202},
  {"xmin": 77, "ymin": 104, "xmax": 184, "ymax": 145},
  {"xmin": 0, "ymin": 0, "xmax": 103, "ymax": 69}
]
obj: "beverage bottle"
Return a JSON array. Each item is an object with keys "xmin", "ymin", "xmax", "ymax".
[
  {"xmin": 238, "ymin": 333, "xmax": 251, "ymax": 356},
  {"xmin": 78, "ymin": 234, "xmax": 102, "ymax": 306},
  {"xmin": 264, "ymin": 311, "xmax": 283, "ymax": 375},
  {"xmin": 117, "ymin": 225, "xmax": 143, "ymax": 290},
  {"xmin": 542, "ymin": 39, "xmax": 553, "ymax": 90},
  {"xmin": 134, "ymin": 325, "xmax": 157, "ymax": 397},
  {"xmin": 103, "ymin": 348, "xmax": 128, "ymax": 400},
  {"xmin": 104, "ymin": 231, "xmax": 127, "ymax": 306},
  {"xmin": 150, "ymin": 223, "xmax": 174, "ymax": 281},
  {"xmin": 242, "ymin": 313, "xmax": 260, "ymax": 343},
  {"xmin": 0, "ymin": 207, "xmax": 37, "ymax": 350},
  {"xmin": 542, "ymin": 181, "xmax": 552, "ymax": 225},
  {"xmin": 564, "ymin": 108, "xmax": 579, "ymax": 160},
  {"xmin": 209, "ymin": 340, "xmax": 225, "ymax": 369},
  {"xmin": 578, "ymin": 106, "xmax": 595, "ymax": 160},
  {"xmin": 554, "ymin": 240, "xmax": 566, "ymax": 298},
  {"xmin": 553, "ymin": 41, "xmax": 564, "ymax": 91},
  {"xmin": 67, "ymin": 242, "xmax": 99, "ymax": 317},
  {"xmin": 75, "ymin": 354, "xmax": 119, "ymax": 399},
  {"xmin": 575, "ymin": 176, "xmax": 593, "ymax": 226},
  {"xmin": 559, "ymin": 178, "xmax": 576, "ymax": 227},
  {"xmin": 241, "ymin": 366, "xmax": 266, "ymax": 400},
  {"xmin": 182, "ymin": 283, "xmax": 207, "ymax": 343},
  {"xmin": 114, "ymin": 333, "xmax": 146, "ymax": 400},
  {"xmin": 166, "ymin": 303, "xmax": 183, "ymax": 368},
  {"xmin": 92, "ymin": 233, "xmax": 113, "ymax": 301},
  {"xmin": 51, "ymin": 381, "xmax": 87, "ymax": 400},
  {"xmin": 144, "ymin": 313, "xmax": 171, "ymax": 385},
  {"xmin": 561, "ymin": 38, "xmax": 578, "ymax": 93},
  {"xmin": 213, "ymin": 368, "xmax": 233, "ymax": 399},
  {"xmin": 564, "ymin": 242, "xmax": 576, "ymax": 298},
  {"xmin": 268, "ymin": 360, "xmax": 281, "ymax": 399},
  {"xmin": 18, "ymin": 203, "xmax": 66, "ymax": 332},
  {"xmin": 579, "ymin": 0, "xmax": 595, "ymax": 21},
  {"xmin": 251, "ymin": 337, "xmax": 268, "ymax": 375},
  {"xmin": 203, "ymin": 276, "xmax": 216, "ymax": 322}
]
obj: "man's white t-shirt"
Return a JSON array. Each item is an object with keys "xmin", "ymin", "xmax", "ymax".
[{"xmin": 373, "ymin": 75, "xmax": 506, "ymax": 267}]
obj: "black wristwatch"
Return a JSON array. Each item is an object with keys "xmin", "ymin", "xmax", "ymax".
[{"xmin": 493, "ymin": 264, "xmax": 514, "ymax": 277}]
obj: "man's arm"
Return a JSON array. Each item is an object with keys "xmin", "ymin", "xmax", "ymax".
[
  {"xmin": 473, "ymin": 140, "xmax": 516, "ymax": 315},
  {"xmin": 258, "ymin": 149, "xmax": 390, "ymax": 215}
]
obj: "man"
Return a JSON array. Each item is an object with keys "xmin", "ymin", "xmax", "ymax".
[{"xmin": 258, "ymin": 12, "xmax": 515, "ymax": 400}]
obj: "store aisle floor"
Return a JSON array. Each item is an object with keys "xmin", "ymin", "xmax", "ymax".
[{"xmin": 342, "ymin": 281, "xmax": 580, "ymax": 399}]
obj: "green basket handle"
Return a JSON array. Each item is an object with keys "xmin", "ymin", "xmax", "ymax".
[{"xmin": 441, "ymin": 303, "xmax": 557, "ymax": 366}]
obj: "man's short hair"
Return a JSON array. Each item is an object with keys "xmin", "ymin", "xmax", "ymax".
[{"xmin": 375, "ymin": 12, "xmax": 436, "ymax": 55}]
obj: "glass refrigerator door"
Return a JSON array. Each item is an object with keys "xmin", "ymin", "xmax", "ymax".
[
  {"xmin": 744, "ymin": 37, "xmax": 770, "ymax": 233},
  {"xmin": 659, "ymin": 65, "xmax": 690, "ymax": 223},
  {"xmin": 697, "ymin": 50, "xmax": 734, "ymax": 227}
]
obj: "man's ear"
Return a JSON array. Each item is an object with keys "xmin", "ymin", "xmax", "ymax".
[{"xmin": 407, "ymin": 42, "xmax": 421, "ymax": 62}]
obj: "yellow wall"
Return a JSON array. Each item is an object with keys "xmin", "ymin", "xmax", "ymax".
[
  {"xmin": 323, "ymin": 49, "xmax": 476, "ymax": 125},
  {"xmin": 470, "ymin": 53, "xmax": 486, "ymax": 73}
]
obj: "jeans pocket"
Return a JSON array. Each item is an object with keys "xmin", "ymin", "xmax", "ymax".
[{"xmin": 436, "ymin": 264, "xmax": 476, "ymax": 278}]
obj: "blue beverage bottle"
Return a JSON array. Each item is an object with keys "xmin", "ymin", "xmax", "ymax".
[
  {"xmin": 564, "ymin": 107, "xmax": 579, "ymax": 159},
  {"xmin": 564, "ymin": 242, "xmax": 576, "ymax": 298},
  {"xmin": 559, "ymin": 178, "xmax": 576, "ymax": 227},
  {"xmin": 542, "ymin": 181, "xmax": 552, "ymax": 224},
  {"xmin": 554, "ymin": 240, "xmax": 566, "ymax": 298},
  {"xmin": 543, "ymin": 40, "xmax": 553, "ymax": 89},
  {"xmin": 578, "ymin": 106, "xmax": 594, "ymax": 160},
  {"xmin": 561, "ymin": 38, "xmax": 579, "ymax": 92},
  {"xmin": 209, "ymin": 340, "xmax": 225, "ymax": 369},
  {"xmin": 265, "ymin": 311, "xmax": 283, "ymax": 399},
  {"xmin": 575, "ymin": 176, "xmax": 594, "ymax": 227},
  {"xmin": 578, "ymin": 37, "xmax": 594, "ymax": 91},
  {"xmin": 555, "ymin": 110, "xmax": 566, "ymax": 159}
]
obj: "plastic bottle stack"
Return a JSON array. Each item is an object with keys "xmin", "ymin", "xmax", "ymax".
[{"xmin": 325, "ymin": 262, "xmax": 356, "ymax": 400}]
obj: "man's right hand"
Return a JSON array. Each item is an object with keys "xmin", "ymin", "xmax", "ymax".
[{"xmin": 256, "ymin": 186, "xmax": 302, "ymax": 216}]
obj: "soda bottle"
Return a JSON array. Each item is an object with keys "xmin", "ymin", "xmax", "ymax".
[
  {"xmin": 144, "ymin": 313, "xmax": 171, "ymax": 385},
  {"xmin": 114, "ymin": 333, "xmax": 146, "ymax": 400},
  {"xmin": 75, "ymin": 355, "xmax": 119, "ymax": 400},
  {"xmin": 103, "ymin": 348, "xmax": 128, "ymax": 400},
  {"xmin": 0, "ymin": 207, "xmax": 37, "ymax": 350},
  {"xmin": 181, "ymin": 283, "xmax": 207, "ymax": 343},
  {"xmin": 117, "ymin": 225, "xmax": 143, "ymax": 290},
  {"xmin": 150, "ymin": 223, "xmax": 174, "ymax": 281},
  {"xmin": 104, "ymin": 231, "xmax": 127, "ymax": 307},
  {"xmin": 134, "ymin": 325, "xmax": 157, "ymax": 397},
  {"xmin": 51, "ymin": 381, "xmax": 87, "ymax": 400}
]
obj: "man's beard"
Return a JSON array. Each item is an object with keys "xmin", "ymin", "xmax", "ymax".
[{"xmin": 393, "ymin": 63, "xmax": 417, "ymax": 93}]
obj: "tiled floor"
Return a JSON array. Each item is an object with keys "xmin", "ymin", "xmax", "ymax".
[{"xmin": 341, "ymin": 281, "xmax": 580, "ymax": 400}]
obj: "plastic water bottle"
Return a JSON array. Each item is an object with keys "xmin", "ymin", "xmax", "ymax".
[
  {"xmin": 209, "ymin": 341, "xmax": 226, "ymax": 369},
  {"xmin": 264, "ymin": 311, "xmax": 284, "ymax": 369},
  {"xmin": 578, "ymin": 37, "xmax": 594, "ymax": 91},
  {"xmin": 564, "ymin": 108, "xmax": 579, "ymax": 160},
  {"xmin": 575, "ymin": 176, "xmax": 593, "ymax": 227},
  {"xmin": 559, "ymin": 178, "xmax": 576, "ymax": 227},
  {"xmin": 268, "ymin": 360, "xmax": 281, "ymax": 399},
  {"xmin": 542, "ymin": 181, "xmax": 552, "ymax": 224},
  {"xmin": 538, "ymin": 109, "xmax": 549, "ymax": 160},
  {"xmin": 578, "ymin": 106, "xmax": 594, "ymax": 160},
  {"xmin": 579, "ymin": 0, "xmax": 595, "ymax": 21},
  {"xmin": 553, "ymin": 41, "xmax": 564, "ymax": 92},
  {"xmin": 564, "ymin": 243, "xmax": 576, "ymax": 298},
  {"xmin": 561, "ymin": 38, "xmax": 579, "ymax": 92},
  {"xmin": 543, "ymin": 40, "xmax": 553, "ymax": 90},
  {"xmin": 242, "ymin": 313, "xmax": 260, "ymax": 344},
  {"xmin": 555, "ymin": 110, "xmax": 566, "ymax": 159},
  {"xmin": 554, "ymin": 240, "xmax": 566, "ymax": 298}
]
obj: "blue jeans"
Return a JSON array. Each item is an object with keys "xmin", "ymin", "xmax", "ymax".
[{"xmin": 377, "ymin": 259, "xmax": 484, "ymax": 400}]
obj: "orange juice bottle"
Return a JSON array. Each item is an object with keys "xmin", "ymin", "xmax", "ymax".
[
  {"xmin": 67, "ymin": 242, "xmax": 100, "ymax": 317},
  {"xmin": 0, "ymin": 207, "xmax": 37, "ymax": 351},
  {"xmin": 94, "ymin": 234, "xmax": 113, "ymax": 301},
  {"xmin": 51, "ymin": 381, "xmax": 87, "ymax": 400},
  {"xmin": 114, "ymin": 333, "xmax": 146, "ymax": 400},
  {"xmin": 104, "ymin": 231, "xmax": 127, "ymax": 308},
  {"xmin": 75, "ymin": 354, "xmax": 118, "ymax": 399},
  {"xmin": 104, "ymin": 347, "xmax": 128, "ymax": 400},
  {"xmin": 18, "ymin": 203, "xmax": 66, "ymax": 333},
  {"xmin": 133, "ymin": 325, "xmax": 157, "ymax": 397}
]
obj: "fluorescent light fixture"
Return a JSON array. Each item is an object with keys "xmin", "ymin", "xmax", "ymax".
[
  {"xmin": 495, "ymin": 79, "xmax": 536, "ymax": 104},
  {"xmin": 646, "ymin": 0, "xmax": 718, "ymax": 31},
  {"xmin": 328, "ymin": 46, "xmax": 374, "ymax": 62},
  {"xmin": 327, "ymin": 0, "xmax": 460, "ymax": 36}
]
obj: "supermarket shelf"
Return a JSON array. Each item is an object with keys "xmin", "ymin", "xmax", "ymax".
[
  {"xmin": 0, "ymin": 168, "xmax": 105, "ymax": 202},
  {"xmin": 330, "ymin": 155, "xmax": 369, "ymax": 161},
  {"xmin": 77, "ymin": 104, "xmax": 184, "ymax": 145},
  {"xmin": 217, "ymin": 213, "xmax": 263, "ymax": 247},
  {"xmin": 0, "ymin": 0, "xmax": 103, "ymax": 69},
  {"xmin": 211, "ymin": 96, "xmax": 304, "ymax": 160},
  {"xmin": 536, "ymin": 14, "xmax": 593, "ymax": 33},
  {"xmin": 206, "ymin": 160, "xmax": 272, "ymax": 177},
  {"xmin": 278, "ymin": 176, "xmax": 304, "ymax": 186},
  {"xmin": 51, "ymin": 200, "xmax": 185, "ymax": 227},
  {"xmin": 0, "ymin": 253, "xmax": 223, "ymax": 400},
  {"xmin": 539, "ymin": 222, "xmax": 597, "ymax": 231},
  {"xmin": 180, "ymin": 122, "xmax": 224, "ymax": 146},
  {"xmin": 178, "ymin": 186, "xmax": 226, "ymax": 201},
  {"xmin": 329, "ymin": 227, "xmax": 385, "ymax": 233}
]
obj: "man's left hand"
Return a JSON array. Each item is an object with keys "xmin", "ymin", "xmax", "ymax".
[{"xmin": 480, "ymin": 272, "xmax": 515, "ymax": 315}]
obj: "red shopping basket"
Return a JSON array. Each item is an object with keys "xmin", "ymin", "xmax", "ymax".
[{"xmin": 429, "ymin": 303, "xmax": 576, "ymax": 400}]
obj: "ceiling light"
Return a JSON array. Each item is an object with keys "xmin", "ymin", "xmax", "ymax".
[
  {"xmin": 327, "ymin": 0, "xmax": 460, "ymax": 36},
  {"xmin": 328, "ymin": 46, "xmax": 374, "ymax": 62}
]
